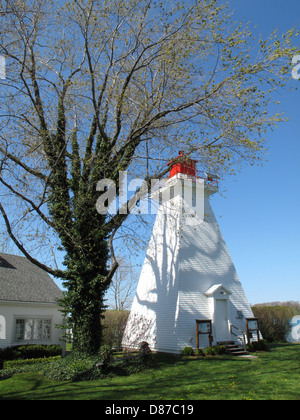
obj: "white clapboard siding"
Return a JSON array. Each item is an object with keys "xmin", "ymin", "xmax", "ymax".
[
  {"xmin": 0, "ymin": 252, "xmax": 65, "ymax": 350},
  {"xmin": 0, "ymin": 302, "xmax": 63, "ymax": 349},
  {"xmin": 122, "ymin": 175, "xmax": 254, "ymax": 353}
]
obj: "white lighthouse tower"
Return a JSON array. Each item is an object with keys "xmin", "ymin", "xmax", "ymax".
[{"xmin": 122, "ymin": 152, "xmax": 257, "ymax": 354}]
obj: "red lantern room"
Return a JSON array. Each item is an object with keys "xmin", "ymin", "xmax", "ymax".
[{"xmin": 167, "ymin": 151, "xmax": 198, "ymax": 178}]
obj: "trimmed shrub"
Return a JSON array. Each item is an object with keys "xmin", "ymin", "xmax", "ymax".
[
  {"xmin": 204, "ymin": 346, "xmax": 215, "ymax": 356},
  {"xmin": 15, "ymin": 345, "xmax": 62, "ymax": 359},
  {"xmin": 0, "ymin": 344, "xmax": 62, "ymax": 368},
  {"xmin": 212, "ymin": 345, "xmax": 227, "ymax": 355},
  {"xmin": 195, "ymin": 348, "xmax": 205, "ymax": 357},
  {"xmin": 4, "ymin": 356, "xmax": 61, "ymax": 369},
  {"xmin": 247, "ymin": 339, "xmax": 269, "ymax": 353},
  {"xmin": 259, "ymin": 339, "xmax": 270, "ymax": 351},
  {"xmin": 182, "ymin": 346, "xmax": 194, "ymax": 356}
]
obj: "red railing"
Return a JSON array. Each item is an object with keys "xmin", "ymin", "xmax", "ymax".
[{"xmin": 195, "ymin": 170, "xmax": 219, "ymax": 189}]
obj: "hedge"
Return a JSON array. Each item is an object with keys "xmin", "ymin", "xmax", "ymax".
[
  {"xmin": 0, "ymin": 344, "xmax": 63, "ymax": 368},
  {"xmin": 3, "ymin": 356, "xmax": 61, "ymax": 369}
]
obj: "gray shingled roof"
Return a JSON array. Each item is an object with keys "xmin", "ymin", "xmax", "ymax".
[{"xmin": 0, "ymin": 253, "xmax": 63, "ymax": 304}]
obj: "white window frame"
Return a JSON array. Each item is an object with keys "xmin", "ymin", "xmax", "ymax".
[{"xmin": 14, "ymin": 317, "xmax": 52, "ymax": 342}]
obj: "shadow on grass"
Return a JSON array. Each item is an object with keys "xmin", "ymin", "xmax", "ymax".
[
  {"xmin": 0, "ymin": 357, "xmax": 257, "ymax": 400},
  {"xmin": 1, "ymin": 344, "xmax": 300, "ymax": 400}
]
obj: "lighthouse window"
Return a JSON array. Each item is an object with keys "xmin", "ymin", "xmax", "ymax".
[{"xmin": 170, "ymin": 185, "xmax": 175, "ymax": 200}]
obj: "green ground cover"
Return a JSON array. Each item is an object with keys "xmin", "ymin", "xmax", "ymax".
[{"xmin": 0, "ymin": 343, "xmax": 299, "ymax": 400}]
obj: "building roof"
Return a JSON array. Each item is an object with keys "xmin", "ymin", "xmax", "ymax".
[
  {"xmin": 205, "ymin": 284, "xmax": 232, "ymax": 297},
  {"xmin": 0, "ymin": 253, "xmax": 63, "ymax": 304}
]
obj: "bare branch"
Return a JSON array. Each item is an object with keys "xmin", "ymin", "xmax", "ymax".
[
  {"xmin": 0, "ymin": 145, "xmax": 48, "ymax": 181},
  {"xmin": 0, "ymin": 175, "xmax": 53, "ymax": 228},
  {"xmin": 0, "ymin": 202, "xmax": 66, "ymax": 278}
]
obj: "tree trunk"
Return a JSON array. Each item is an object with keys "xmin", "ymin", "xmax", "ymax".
[
  {"xmin": 61, "ymin": 272, "xmax": 109, "ymax": 355},
  {"xmin": 59, "ymin": 234, "xmax": 111, "ymax": 355},
  {"xmin": 71, "ymin": 290, "xmax": 103, "ymax": 355}
]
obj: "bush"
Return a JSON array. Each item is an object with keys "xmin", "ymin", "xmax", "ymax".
[
  {"xmin": 246, "ymin": 343, "xmax": 254, "ymax": 352},
  {"xmin": 212, "ymin": 345, "xmax": 227, "ymax": 355},
  {"xmin": 138, "ymin": 341, "xmax": 152, "ymax": 363},
  {"xmin": 195, "ymin": 348, "xmax": 205, "ymax": 357},
  {"xmin": 204, "ymin": 346, "xmax": 226, "ymax": 356},
  {"xmin": 102, "ymin": 310, "xmax": 130, "ymax": 349},
  {"xmin": 96, "ymin": 345, "xmax": 113, "ymax": 372},
  {"xmin": 259, "ymin": 339, "xmax": 270, "ymax": 351},
  {"xmin": 204, "ymin": 346, "xmax": 215, "ymax": 356},
  {"xmin": 42, "ymin": 354, "xmax": 102, "ymax": 382},
  {"xmin": 0, "ymin": 356, "xmax": 63, "ymax": 379},
  {"xmin": 247, "ymin": 339, "xmax": 269, "ymax": 353},
  {"xmin": 0, "ymin": 346, "xmax": 158, "ymax": 382},
  {"xmin": 252, "ymin": 305, "xmax": 295, "ymax": 342},
  {"xmin": 98, "ymin": 345, "xmax": 113, "ymax": 363},
  {"xmin": 43, "ymin": 349, "xmax": 155, "ymax": 382},
  {"xmin": 0, "ymin": 344, "xmax": 62, "ymax": 368},
  {"xmin": 182, "ymin": 346, "xmax": 194, "ymax": 356},
  {"xmin": 4, "ymin": 356, "xmax": 61, "ymax": 369},
  {"xmin": 114, "ymin": 352, "xmax": 156, "ymax": 375}
]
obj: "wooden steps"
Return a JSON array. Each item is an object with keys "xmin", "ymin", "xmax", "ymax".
[{"xmin": 217, "ymin": 341, "xmax": 249, "ymax": 356}]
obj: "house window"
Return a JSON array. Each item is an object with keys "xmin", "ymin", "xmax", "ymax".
[{"xmin": 15, "ymin": 318, "xmax": 52, "ymax": 341}]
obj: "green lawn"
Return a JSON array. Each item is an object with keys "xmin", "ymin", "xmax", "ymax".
[{"xmin": 0, "ymin": 343, "xmax": 299, "ymax": 400}]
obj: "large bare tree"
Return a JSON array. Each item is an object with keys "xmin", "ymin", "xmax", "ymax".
[{"xmin": 0, "ymin": 0, "xmax": 297, "ymax": 354}]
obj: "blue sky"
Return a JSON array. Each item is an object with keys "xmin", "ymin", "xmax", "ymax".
[
  {"xmin": 3, "ymin": 1, "xmax": 298, "ymax": 306},
  {"xmin": 125, "ymin": 0, "xmax": 300, "ymax": 306},
  {"xmin": 76, "ymin": 1, "xmax": 300, "ymax": 306},
  {"xmin": 210, "ymin": 0, "xmax": 300, "ymax": 304}
]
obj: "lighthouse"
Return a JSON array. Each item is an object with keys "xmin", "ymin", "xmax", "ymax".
[{"xmin": 122, "ymin": 152, "xmax": 258, "ymax": 354}]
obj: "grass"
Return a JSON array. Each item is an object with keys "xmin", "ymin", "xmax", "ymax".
[{"xmin": 0, "ymin": 343, "xmax": 299, "ymax": 400}]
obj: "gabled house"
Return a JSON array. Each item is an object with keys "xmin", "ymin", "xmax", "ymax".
[{"xmin": 0, "ymin": 253, "xmax": 65, "ymax": 350}]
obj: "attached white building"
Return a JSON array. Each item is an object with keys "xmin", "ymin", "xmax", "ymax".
[
  {"xmin": 123, "ymin": 153, "xmax": 257, "ymax": 354},
  {"xmin": 0, "ymin": 253, "xmax": 65, "ymax": 350}
]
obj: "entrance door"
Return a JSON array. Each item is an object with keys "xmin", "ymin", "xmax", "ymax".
[{"xmin": 215, "ymin": 299, "xmax": 230, "ymax": 341}]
